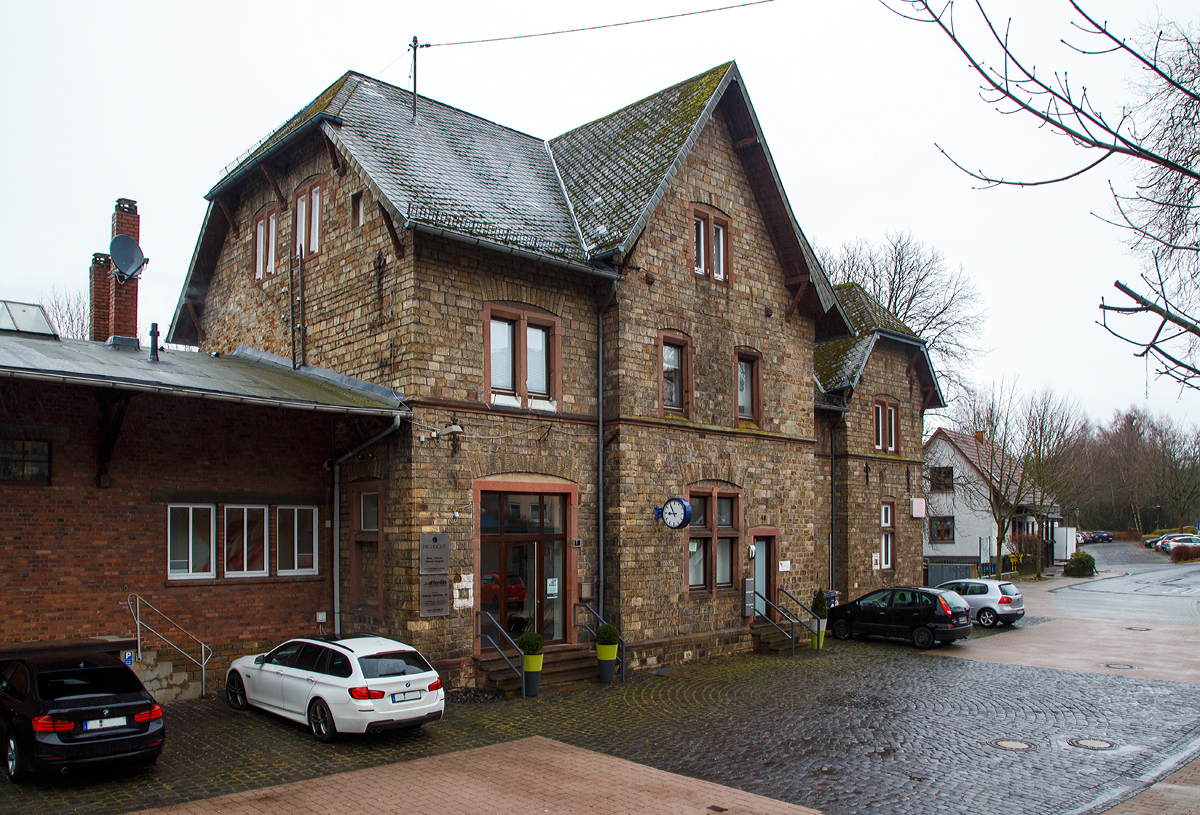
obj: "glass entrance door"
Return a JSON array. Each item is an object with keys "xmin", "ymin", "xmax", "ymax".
[
  {"xmin": 753, "ymin": 537, "xmax": 769, "ymax": 617},
  {"xmin": 480, "ymin": 491, "xmax": 566, "ymax": 643}
]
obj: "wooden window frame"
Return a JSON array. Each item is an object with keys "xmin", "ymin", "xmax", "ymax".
[
  {"xmin": 0, "ymin": 439, "xmax": 50, "ymax": 485},
  {"xmin": 294, "ymin": 177, "xmax": 324, "ymax": 260},
  {"xmin": 880, "ymin": 500, "xmax": 895, "ymax": 571},
  {"xmin": 929, "ymin": 467, "xmax": 954, "ymax": 492},
  {"xmin": 481, "ymin": 304, "xmax": 563, "ymax": 410},
  {"xmin": 278, "ymin": 505, "xmax": 319, "ymax": 576},
  {"xmin": 252, "ymin": 206, "xmax": 280, "ymax": 282},
  {"xmin": 684, "ymin": 487, "xmax": 743, "ymax": 597},
  {"xmin": 735, "ymin": 348, "xmax": 763, "ymax": 427},
  {"xmin": 690, "ymin": 204, "xmax": 732, "ymax": 284},
  {"xmin": 873, "ymin": 398, "xmax": 900, "ymax": 453},
  {"xmin": 349, "ymin": 480, "xmax": 384, "ymax": 616},
  {"xmin": 167, "ymin": 504, "xmax": 216, "ymax": 580},
  {"xmin": 930, "ymin": 516, "xmax": 954, "ymax": 545},
  {"xmin": 350, "ymin": 190, "xmax": 365, "ymax": 230},
  {"xmin": 657, "ymin": 329, "xmax": 694, "ymax": 420},
  {"xmin": 223, "ymin": 505, "xmax": 269, "ymax": 578}
]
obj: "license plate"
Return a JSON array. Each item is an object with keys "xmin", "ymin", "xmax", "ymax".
[
  {"xmin": 391, "ymin": 690, "xmax": 421, "ymax": 703},
  {"xmin": 83, "ymin": 716, "xmax": 127, "ymax": 731}
]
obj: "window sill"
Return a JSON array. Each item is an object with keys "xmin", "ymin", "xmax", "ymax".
[{"xmin": 164, "ymin": 575, "xmax": 323, "ymax": 588}]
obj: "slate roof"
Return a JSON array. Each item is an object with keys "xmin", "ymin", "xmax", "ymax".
[
  {"xmin": 172, "ymin": 62, "xmax": 850, "ymax": 344},
  {"xmin": 814, "ymin": 283, "xmax": 945, "ymax": 409},
  {"xmin": 550, "ymin": 64, "xmax": 730, "ymax": 256},
  {"xmin": 0, "ymin": 333, "xmax": 407, "ymax": 417}
]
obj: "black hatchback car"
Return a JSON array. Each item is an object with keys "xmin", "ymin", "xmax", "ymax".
[
  {"xmin": 1, "ymin": 650, "xmax": 164, "ymax": 782},
  {"xmin": 828, "ymin": 587, "xmax": 972, "ymax": 649}
]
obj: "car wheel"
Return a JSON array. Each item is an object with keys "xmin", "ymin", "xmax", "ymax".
[
  {"xmin": 911, "ymin": 626, "xmax": 935, "ymax": 650},
  {"xmin": 977, "ymin": 608, "xmax": 998, "ymax": 628},
  {"xmin": 5, "ymin": 734, "xmax": 27, "ymax": 783},
  {"xmin": 226, "ymin": 671, "xmax": 250, "ymax": 710},
  {"xmin": 309, "ymin": 699, "xmax": 337, "ymax": 743},
  {"xmin": 831, "ymin": 618, "xmax": 852, "ymax": 640}
]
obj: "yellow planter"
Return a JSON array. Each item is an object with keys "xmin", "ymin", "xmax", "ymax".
[
  {"xmin": 523, "ymin": 653, "xmax": 543, "ymax": 672},
  {"xmin": 596, "ymin": 643, "xmax": 619, "ymax": 661},
  {"xmin": 810, "ymin": 630, "xmax": 825, "ymax": 650}
]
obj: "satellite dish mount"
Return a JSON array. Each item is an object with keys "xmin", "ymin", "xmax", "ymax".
[{"xmin": 109, "ymin": 234, "xmax": 149, "ymax": 282}]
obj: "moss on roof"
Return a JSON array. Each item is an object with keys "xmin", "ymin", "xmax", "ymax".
[
  {"xmin": 833, "ymin": 283, "xmax": 917, "ymax": 337},
  {"xmin": 814, "ymin": 284, "xmax": 920, "ymax": 392}
]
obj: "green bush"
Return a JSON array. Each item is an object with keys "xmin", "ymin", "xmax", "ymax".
[
  {"xmin": 1064, "ymin": 551, "xmax": 1096, "ymax": 577},
  {"xmin": 810, "ymin": 588, "xmax": 828, "ymax": 619},
  {"xmin": 516, "ymin": 631, "xmax": 543, "ymax": 656},
  {"xmin": 596, "ymin": 623, "xmax": 619, "ymax": 645}
]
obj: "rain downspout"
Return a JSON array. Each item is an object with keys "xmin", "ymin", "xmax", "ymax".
[
  {"xmin": 830, "ymin": 411, "xmax": 840, "ymax": 595},
  {"xmin": 328, "ymin": 413, "xmax": 405, "ymax": 637},
  {"xmin": 597, "ymin": 280, "xmax": 617, "ymax": 621}
]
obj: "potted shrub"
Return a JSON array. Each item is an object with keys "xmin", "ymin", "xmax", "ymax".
[
  {"xmin": 595, "ymin": 623, "xmax": 619, "ymax": 683},
  {"xmin": 810, "ymin": 588, "xmax": 828, "ymax": 651},
  {"xmin": 1064, "ymin": 551, "xmax": 1096, "ymax": 577},
  {"xmin": 516, "ymin": 631, "xmax": 543, "ymax": 697}
]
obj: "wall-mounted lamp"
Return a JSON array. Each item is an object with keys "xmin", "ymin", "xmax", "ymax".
[{"xmin": 441, "ymin": 418, "xmax": 463, "ymax": 455}]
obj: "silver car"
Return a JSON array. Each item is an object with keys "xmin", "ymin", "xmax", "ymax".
[{"xmin": 935, "ymin": 579, "xmax": 1025, "ymax": 627}]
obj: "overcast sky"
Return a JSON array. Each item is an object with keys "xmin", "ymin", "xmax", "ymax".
[{"xmin": 2, "ymin": 0, "xmax": 1195, "ymax": 429}]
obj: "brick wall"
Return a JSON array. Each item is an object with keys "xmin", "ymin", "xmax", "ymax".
[{"xmin": 0, "ymin": 377, "xmax": 392, "ymax": 689}]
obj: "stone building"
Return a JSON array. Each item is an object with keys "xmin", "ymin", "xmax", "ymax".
[
  {"xmin": 166, "ymin": 62, "xmax": 948, "ymax": 685},
  {"xmin": 814, "ymin": 283, "xmax": 945, "ymax": 600}
]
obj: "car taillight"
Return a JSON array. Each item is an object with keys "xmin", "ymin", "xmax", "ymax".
[
  {"xmin": 938, "ymin": 596, "xmax": 954, "ymax": 617},
  {"xmin": 349, "ymin": 687, "xmax": 385, "ymax": 700},
  {"xmin": 32, "ymin": 715, "xmax": 74, "ymax": 733},
  {"xmin": 428, "ymin": 677, "xmax": 442, "ymax": 692},
  {"xmin": 999, "ymin": 596, "xmax": 1013, "ymax": 604},
  {"xmin": 134, "ymin": 703, "xmax": 163, "ymax": 723}
]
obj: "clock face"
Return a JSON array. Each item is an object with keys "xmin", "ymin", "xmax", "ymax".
[{"xmin": 662, "ymin": 497, "xmax": 691, "ymax": 529}]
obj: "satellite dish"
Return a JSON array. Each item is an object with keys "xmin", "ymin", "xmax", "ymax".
[{"xmin": 109, "ymin": 234, "xmax": 148, "ymax": 281}]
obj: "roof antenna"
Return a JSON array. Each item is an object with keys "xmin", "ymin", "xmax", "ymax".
[{"xmin": 409, "ymin": 36, "xmax": 429, "ymax": 121}]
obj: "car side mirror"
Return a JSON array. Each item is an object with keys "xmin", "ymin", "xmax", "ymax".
[{"xmin": 254, "ymin": 655, "xmax": 265, "ymax": 665}]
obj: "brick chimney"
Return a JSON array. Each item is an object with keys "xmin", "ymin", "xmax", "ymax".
[
  {"xmin": 91, "ymin": 198, "xmax": 141, "ymax": 342},
  {"xmin": 975, "ymin": 431, "xmax": 987, "ymax": 444}
]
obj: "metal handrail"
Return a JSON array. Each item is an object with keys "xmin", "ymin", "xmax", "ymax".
[
  {"xmin": 573, "ymin": 603, "xmax": 625, "ymax": 682},
  {"xmin": 752, "ymin": 591, "xmax": 802, "ymax": 657},
  {"xmin": 475, "ymin": 610, "xmax": 526, "ymax": 699},
  {"xmin": 126, "ymin": 594, "xmax": 213, "ymax": 697},
  {"xmin": 777, "ymin": 587, "xmax": 820, "ymax": 634}
]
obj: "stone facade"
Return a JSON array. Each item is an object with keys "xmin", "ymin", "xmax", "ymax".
[
  {"xmin": 189, "ymin": 100, "xmax": 834, "ymax": 678},
  {"xmin": 815, "ymin": 335, "xmax": 929, "ymax": 600}
]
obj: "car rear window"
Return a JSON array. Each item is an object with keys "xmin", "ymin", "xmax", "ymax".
[
  {"xmin": 359, "ymin": 650, "xmax": 433, "ymax": 678},
  {"xmin": 38, "ymin": 666, "xmax": 144, "ymax": 700},
  {"xmin": 939, "ymin": 590, "xmax": 968, "ymax": 609},
  {"xmin": 998, "ymin": 583, "xmax": 1018, "ymax": 597}
]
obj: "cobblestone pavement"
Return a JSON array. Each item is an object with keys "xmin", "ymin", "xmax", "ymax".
[{"xmin": 4, "ymin": 638, "xmax": 1199, "ymax": 815}]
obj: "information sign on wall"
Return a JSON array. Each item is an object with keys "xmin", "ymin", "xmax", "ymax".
[
  {"xmin": 419, "ymin": 575, "xmax": 451, "ymax": 617},
  {"xmin": 419, "ymin": 533, "xmax": 450, "ymax": 575}
]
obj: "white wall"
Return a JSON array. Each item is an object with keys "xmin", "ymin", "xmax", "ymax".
[{"xmin": 924, "ymin": 435, "xmax": 999, "ymax": 561}]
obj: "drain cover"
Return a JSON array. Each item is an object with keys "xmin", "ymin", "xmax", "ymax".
[
  {"xmin": 1105, "ymin": 663, "xmax": 1137, "ymax": 670},
  {"xmin": 1125, "ymin": 626, "xmax": 1152, "ymax": 631},
  {"xmin": 1068, "ymin": 738, "xmax": 1115, "ymax": 750},
  {"xmin": 991, "ymin": 739, "xmax": 1034, "ymax": 751}
]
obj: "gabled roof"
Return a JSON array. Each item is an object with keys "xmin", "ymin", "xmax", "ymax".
[
  {"xmin": 925, "ymin": 427, "xmax": 1059, "ymax": 516},
  {"xmin": 814, "ymin": 283, "xmax": 945, "ymax": 409},
  {"xmin": 0, "ymin": 332, "xmax": 407, "ymax": 417},
  {"xmin": 170, "ymin": 63, "xmax": 849, "ymax": 345}
]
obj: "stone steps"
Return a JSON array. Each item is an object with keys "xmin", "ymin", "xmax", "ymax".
[
  {"xmin": 476, "ymin": 644, "xmax": 612, "ymax": 696},
  {"xmin": 751, "ymin": 623, "xmax": 811, "ymax": 654}
]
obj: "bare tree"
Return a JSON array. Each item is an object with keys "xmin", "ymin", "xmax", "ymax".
[
  {"xmin": 41, "ymin": 287, "xmax": 90, "ymax": 340},
  {"xmin": 1097, "ymin": 407, "xmax": 1155, "ymax": 534},
  {"xmin": 1147, "ymin": 416, "xmax": 1200, "ymax": 531},
  {"xmin": 884, "ymin": 1, "xmax": 1200, "ymax": 388},
  {"xmin": 820, "ymin": 231, "xmax": 986, "ymax": 400},
  {"xmin": 948, "ymin": 382, "xmax": 1081, "ymax": 565}
]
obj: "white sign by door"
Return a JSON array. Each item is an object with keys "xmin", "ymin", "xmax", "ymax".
[
  {"xmin": 546, "ymin": 577, "xmax": 559, "ymax": 599},
  {"xmin": 778, "ymin": 560, "xmax": 791, "ymax": 572}
]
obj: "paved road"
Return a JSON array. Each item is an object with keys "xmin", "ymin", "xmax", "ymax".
[
  {"xmin": 3, "ymin": 540, "xmax": 1198, "ymax": 815},
  {"xmin": 1052, "ymin": 542, "xmax": 1200, "ymax": 625}
]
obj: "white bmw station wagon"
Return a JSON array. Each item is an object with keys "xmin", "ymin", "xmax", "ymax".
[{"xmin": 225, "ymin": 635, "xmax": 444, "ymax": 741}]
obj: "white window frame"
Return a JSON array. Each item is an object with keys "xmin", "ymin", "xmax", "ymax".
[
  {"xmin": 278, "ymin": 506, "xmax": 319, "ymax": 575},
  {"xmin": 254, "ymin": 210, "xmax": 278, "ymax": 280},
  {"xmin": 294, "ymin": 180, "xmax": 323, "ymax": 258},
  {"xmin": 881, "ymin": 502, "xmax": 895, "ymax": 570},
  {"xmin": 224, "ymin": 505, "xmax": 269, "ymax": 578},
  {"xmin": 167, "ymin": 504, "xmax": 216, "ymax": 580}
]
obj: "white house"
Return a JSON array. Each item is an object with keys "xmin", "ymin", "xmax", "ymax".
[{"xmin": 923, "ymin": 428, "xmax": 1071, "ymax": 581}]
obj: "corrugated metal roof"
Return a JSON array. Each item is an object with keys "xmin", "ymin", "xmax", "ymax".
[{"xmin": 0, "ymin": 335, "xmax": 406, "ymax": 416}]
